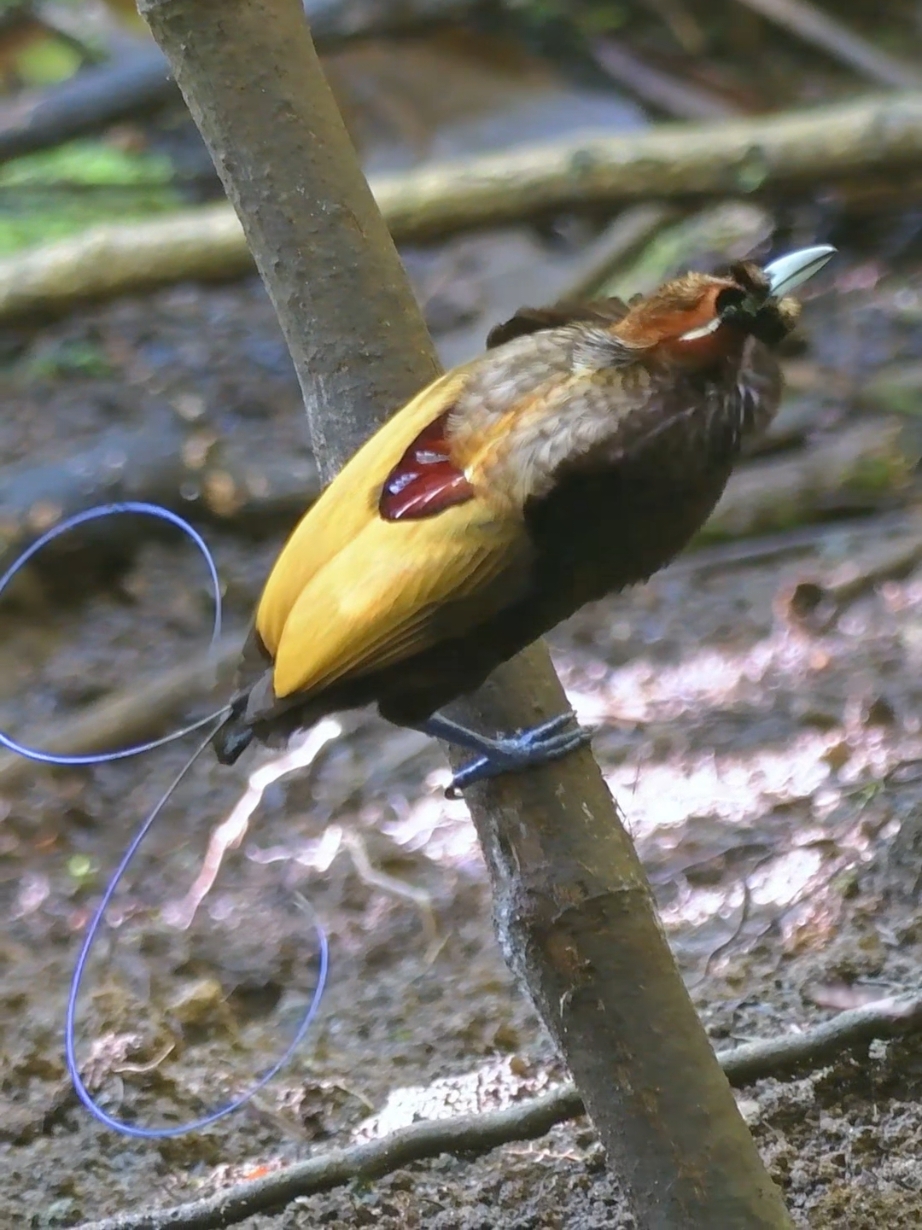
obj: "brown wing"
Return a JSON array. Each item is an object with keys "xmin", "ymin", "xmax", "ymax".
[{"xmin": 486, "ymin": 298, "xmax": 631, "ymax": 349}]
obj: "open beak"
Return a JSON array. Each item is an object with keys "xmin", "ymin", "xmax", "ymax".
[{"xmin": 764, "ymin": 244, "xmax": 836, "ymax": 298}]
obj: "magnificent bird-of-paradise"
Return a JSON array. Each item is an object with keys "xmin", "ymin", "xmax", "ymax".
[{"xmin": 215, "ymin": 245, "xmax": 835, "ymax": 794}]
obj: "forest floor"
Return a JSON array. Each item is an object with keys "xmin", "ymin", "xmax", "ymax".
[{"xmin": 2, "ymin": 246, "xmax": 922, "ymax": 1230}]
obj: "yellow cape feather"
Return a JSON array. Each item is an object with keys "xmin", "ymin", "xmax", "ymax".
[
  {"xmin": 256, "ymin": 368, "xmax": 469, "ymax": 655},
  {"xmin": 255, "ymin": 366, "xmax": 532, "ymax": 700},
  {"xmin": 272, "ymin": 499, "xmax": 530, "ymax": 698}
]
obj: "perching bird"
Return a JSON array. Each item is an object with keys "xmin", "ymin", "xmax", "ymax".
[{"xmin": 214, "ymin": 245, "xmax": 834, "ymax": 793}]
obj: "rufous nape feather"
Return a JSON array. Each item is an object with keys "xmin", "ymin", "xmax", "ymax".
[{"xmin": 214, "ymin": 245, "xmax": 835, "ymax": 793}]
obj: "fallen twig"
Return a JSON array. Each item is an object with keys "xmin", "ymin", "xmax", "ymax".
[
  {"xmin": 699, "ymin": 418, "xmax": 920, "ymax": 544},
  {"xmin": 373, "ymin": 93, "xmax": 922, "ymax": 239},
  {"xmin": 0, "ymin": 203, "xmax": 251, "ymax": 318},
  {"xmin": 781, "ymin": 524, "xmax": 922, "ymax": 632},
  {"xmin": 590, "ymin": 38, "xmax": 740, "ymax": 120},
  {"xmin": 807, "ymin": 528, "xmax": 922, "ymax": 606},
  {"xmin": 74, "ymin": 991, "xmax": 922, "ymax": 1230},
  {"xmin": 0, "ymin": 417, "xmax": 319, "ymax": 574},
  {"xmin": 79, "ymin": 1086, "xmax": 586, "ymax": 1230},
  {"xmin": 0, "ymin": 44, "xmax": 177, "ymax": 165},
  {"xmin": 597, "ymin": 199, "xmax": 773, "ymax": 301},
  {"xmin": 733, "ymin": 0, "xmax": 922, "ymax": 91},
  {"xmin": 0, "ymin": 0, "xmax": 478, "ymax": 165},
  {"xmin": 718, "ymin": 992, "xmax": 922, "ymax": 1084},
  {"xmin": 0, "ymin": 93, "xmax": 920, "ymax": 319},
  {"xmin": 551, "ymin": 203, "xmax": 677, "ymax": 302},
  {"xmin": 0, "ymin": 636, "xmax": 240, "ymax": 791}
]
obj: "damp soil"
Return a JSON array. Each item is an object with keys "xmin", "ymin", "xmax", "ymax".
[{"xmin": 3, "ymin": 266, "xmax": 922, "ymax": 1230}]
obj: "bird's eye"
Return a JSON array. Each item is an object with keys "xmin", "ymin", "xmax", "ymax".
[{"xmin": 715, "ymin": 287, "xmax": 747, "ymax": 317}]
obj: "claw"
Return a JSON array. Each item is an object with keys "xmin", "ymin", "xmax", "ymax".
[
  {"xmin": 445, "ymin": 717, "xmax": 592, "ymax": 797},
  {"xmin": 516, "ymin": 711, "xmax": 578, "ymax": 744}
]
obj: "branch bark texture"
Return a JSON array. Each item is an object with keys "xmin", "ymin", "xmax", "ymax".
[
  {"xmin": 137, "ymin": 1, "xmax": 794, "ymax": 1225},
  {"xmin": 371, "ymin": 91, "xmax": 922, "ymax": 237}
]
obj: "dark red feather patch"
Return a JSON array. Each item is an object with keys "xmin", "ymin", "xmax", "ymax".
[{"xmin": 379, "ymin": 411, "xmax": 474, "ymax": 522}]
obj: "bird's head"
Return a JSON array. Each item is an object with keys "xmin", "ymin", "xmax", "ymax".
[{"xmin": 614, "ymin": 245, "xmax": 835, "ymax": 368}]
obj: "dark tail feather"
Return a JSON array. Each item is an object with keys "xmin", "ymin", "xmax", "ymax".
[{"xmin": 211, "ymin": 693, "xmax": 254, "ymax": 764}]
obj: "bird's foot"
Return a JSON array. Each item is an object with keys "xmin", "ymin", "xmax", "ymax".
[{"xmin": 420, "ymin": 711, "xmax": 592, "ymax": 798}]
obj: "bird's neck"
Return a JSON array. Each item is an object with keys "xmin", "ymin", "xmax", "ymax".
[{"xmin": 651, "ymin": 321, "xmax": 748, "ymax": 371}]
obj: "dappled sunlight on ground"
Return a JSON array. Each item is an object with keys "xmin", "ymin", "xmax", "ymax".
[
  {"xmin": 565, "ymin": 630, "xmax": 823, "ymax": 726},
  {"xmin": 606, "ymin": 729, "xmax": 834, "ymax": 837},
  {"xmin": 354, "ymin": 1055, "xmax": 555, "ymax": 1140}
]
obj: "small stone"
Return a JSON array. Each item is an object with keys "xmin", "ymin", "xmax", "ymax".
[
  {"xmin": 735, "ymin": 1096, "xmax": 762, "ymax": 1125},
  {"xmin": 172, "ymin": 392, "xmax": 206, "ymax": 421},
  {"xmin": 863, "ymin": 695, "xmax": 897, "ymax": 726},
  {"xmin": 821, "ymin": 740, "xmax": 851, "ymax": 771}
]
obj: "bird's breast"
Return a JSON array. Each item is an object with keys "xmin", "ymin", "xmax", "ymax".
[{"xmin": 523, "ymin": 379, "xmax": 750, "ymax": 606}]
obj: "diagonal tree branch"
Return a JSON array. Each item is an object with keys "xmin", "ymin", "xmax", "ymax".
[
  {"xmin": 134, "ymin": 1, "xmax": 793, "ymax": 1224},
  {"xmin": 75, "ymin": 992, "xmax": 922, "ymax": 1230}
]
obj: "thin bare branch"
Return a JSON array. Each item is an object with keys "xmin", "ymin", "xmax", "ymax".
[
  {"xmin": 590, "ymin": 38, "xmax": 740, "ymax": 120},
  {"xmin": 719, "ymin": 992, "xmax": 922, "ymax": 1084},
  {"xmin": 0, "ymin": 638, "xmax": 240, "ymax": 792},
  {"xmin": 0, "ymin": 0, "xmax": 478, "ymax": 164},
  {"xmin": 733, "ymin": 0, "xmax": 922, "ymax": 90}
]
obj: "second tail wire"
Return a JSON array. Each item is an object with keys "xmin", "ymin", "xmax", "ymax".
[{"xmin": 0, "ymin": 500, "xmax": 330, "ymax": 1136}]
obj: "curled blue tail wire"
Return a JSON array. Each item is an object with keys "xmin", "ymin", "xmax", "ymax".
[
  {"xmin": 65, "ymin": 716, "xmax": 330, "ymax": 1138},
  {"xmin": 0, "ymin": 500, "xmax": 329, "ymax": 1135},
  {"xmin": 0, "ymin": 501, "xmax": 223, "ymax": 765}
]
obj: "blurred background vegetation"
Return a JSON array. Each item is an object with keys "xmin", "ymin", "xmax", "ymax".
[{"xmin": 4, "ymin": 4, "xmax": 922, "ymax": 1228}]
